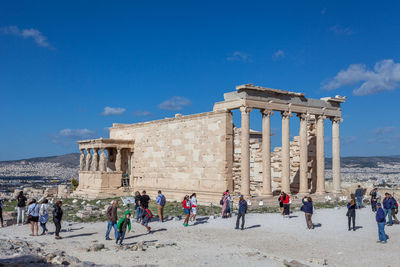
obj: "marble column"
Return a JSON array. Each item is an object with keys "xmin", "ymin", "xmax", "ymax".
[
  {"xmin": 281, "ymin": 111, "xmax": 291, "ymax": 194},
  {"xmin": 91, "ymin": 148, "xmax": 99, "ymax": 171},
  {"xmin": 79, "ymin": 149, "xmax": 85, "ymax": 171},
  {"xmin": 298, "ymin": 113, "xmax": 309, "ymax": 194},
  {"xmin": 99, "ymin": 148, "xmax": 106, "ymax": 172},
  {"xmin": 115, "ymin": 148, "xmax": 122, "ymax": 172},
  {"xmin": 331, "ymin": 117, "xmax": 342, "ymax": 193},
  {"xmin": 240, "ymin": 106, "xmax": 252, "ymax": 197},
  {"xmin": 85, "ymin": 149, "xmax": 92, "ymax": 171},
  {"xmin": 316, "ymin": 115, "xmax": 326, "ymax": 194},
  {"xmin": 261, "ymin": 109, "xmax": 273, "ymax": 196}
]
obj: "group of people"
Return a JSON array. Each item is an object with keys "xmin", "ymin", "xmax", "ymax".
[
  {"xmin": 16, "ymin": 191, "xmax": 64, "ymax": 239},
  {"xmin": 220, "ymin": 190, "xmax": 232, "ymax": 218}
]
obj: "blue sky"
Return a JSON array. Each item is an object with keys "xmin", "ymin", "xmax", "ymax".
[{"xmin": 1, "ymin": 0, "xmax": 400, "ymax": 160}]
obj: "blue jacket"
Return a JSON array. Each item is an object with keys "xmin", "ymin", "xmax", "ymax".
[
  {"xmin": 238, "ymin": 199, "xmax": 247, "ymax": 214},
  {"xmin": 355, "ymin": 188, "xmax": 363, "ymax": 198},
  {"xmin": 383, "ymin": 198, "xmax": 394, "ymax": 209},
  {"xmin": 301, "ymin": 199, "xmax": 313, "ymax": 214},
  {"xmin": 376, "ymin": 207, "xmax": 386, "ymax": 223},
  {"xmin": 156, "ymin": 194, "xmax": 166, "ymax": 206}
]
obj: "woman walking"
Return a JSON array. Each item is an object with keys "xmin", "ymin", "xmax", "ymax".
[
  {"xmin": 190, "ymin": 193, "xmax": 197, "ymax": 222},
  {"xmin": 39, "ymin": 199, "xmax": 50, "ymax": 235},
  {"xmin": 27, "ymin": 199, "xmax": 40, "ymax": 236},
  {"xmin": 347, "ymin": 198, "xmax": 357, "ymax": 231},
  {"xmin": 16, "ymin": 191, "xmax": 27, "ymax": 225},
  {"xmin": 301, "ymin": 196, "xmax": 314, "ymax": 229},
  {"xmin": 278, "ymin": 194, "xmax": 284, "ymax": 215},
  {"xmin": 134, "ymin": 191, "xmax": 141, "ymax": 222},
  {"xmin": 221, "ymin": 192, "xmax": 229, "ymax": 218},
  {"xmin": 53, "ymin": 201, "xmax": 63, "ymax": 239},
  {"xmin": 182, "ymin": 195, "xmax": 191, "ymax": 226},
  {"xmin": 280, "ymin": 192, "xmax": 291, "ymax": 218}
]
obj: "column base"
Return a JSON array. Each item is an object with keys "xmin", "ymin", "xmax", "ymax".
[
  {"xmin": 261, "ymin": 192, "xmax": 273, "ymax": 197},
  {"xmin": 315, "ymin": 191, "xmax": 326, "ymax": 195}
]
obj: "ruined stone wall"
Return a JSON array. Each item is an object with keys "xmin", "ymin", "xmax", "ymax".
[
  {"xmin": 233, "ymin": 120, "xmax": 317, "ymax": 196},
  {"xmin": 109, "ymin": 111, "xmax": 233, "ymax": 203}
]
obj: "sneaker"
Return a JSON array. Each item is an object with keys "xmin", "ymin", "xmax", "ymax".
[
  {"xmin": 381, "ymin": 241, "xmax": 387, "ymax": 244},
  {"xmin": 106, "ymin": 237, "xmax": 112, "ymax": 241},
  {"xmin": 235, "ymin": 227, "xmax": 239, "ymax": 230}
]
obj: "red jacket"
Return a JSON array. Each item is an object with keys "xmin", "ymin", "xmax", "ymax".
[
  {"xmin": 281, "ymin": 195, "xmax": 290, "ymax": 204},
  {"xmin": 182, "ymin": 199, "xmax": 191, "ymax": 209}
]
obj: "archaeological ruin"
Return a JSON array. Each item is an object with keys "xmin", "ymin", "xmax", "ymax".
[{"xmin": 74, "ymin": 84, "xmax": 346, "ymax": 202}]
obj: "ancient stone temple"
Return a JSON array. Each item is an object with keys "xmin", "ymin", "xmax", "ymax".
[{"xmin": 74, "ymin": 84, "xmax": 346, "ymax": 202}]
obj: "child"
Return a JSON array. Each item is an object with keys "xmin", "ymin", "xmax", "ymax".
[
  {"xmin": 141, "ymin": 205, "xmax": 152, "ymax": 233},
  {"xmin": 116, "ymin": 211, "xmax": 131, "ymax": 245},
  {"xmin": 182, "ymin": 195, "xmax": 191, "ymax": 226}
]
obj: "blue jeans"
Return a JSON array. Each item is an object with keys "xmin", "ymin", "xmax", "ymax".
[
  {"xmin": 136, "ymin": 207, "xmax": 142, "ymax": 222},
  {"xmin": 105, "ymin": 221, "xmax": 118, "ymax": 239},
  {"xmin": 40, "ymin": 222, "xmax": 48, "ymax": 233},
  {"xmin": 384, "ymin": 209, "xmax": 393, "ymax": 225},
  {"xmin": 116, "ymin": 231, "xmax": 126, "ymax": 244},
  {"xmin": 378, "ymin": 222, "xmax": 387, "ymax": 242},
  {"xmin": 356, "ymin": 196, "xmax": 362, "ymax": 208}
]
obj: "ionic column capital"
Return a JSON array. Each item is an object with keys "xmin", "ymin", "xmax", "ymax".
[
  {"xmin": 260, "ymin": 109, "xmax": 273, "ymax": 116},
  {"xmin": 297, "ymin": 113, "xmax": 309, "ymax": 121},
  {"xmin": 281, "ymin": 110, "xmax": 292, "ymax": 117},
  {"xmin": 330, "ymin": 116, "xmax": 343, "ymax": 123},
  {"xmin": 240, "ymin": 106, "xmax": 252, "ymax": 114},
  {"xmin": 316, "ymin": 114, "xmax": 327, "ymax": 120}
]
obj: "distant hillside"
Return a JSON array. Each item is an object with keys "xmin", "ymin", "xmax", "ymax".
[
  {"xmin": 325, "ymin": 156, "xmax": 400, "ymax": 169},
  {"xmin": 0, "ymin": 153, "xmax": 80, "ymax": 168}
]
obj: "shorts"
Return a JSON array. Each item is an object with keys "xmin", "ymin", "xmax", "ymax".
[
  {"xmin": 142, "ymin": 217, "xmax": 149, "ymax": 226},
  {"xmin": 29, "ymin": 216, "xmax": 39, "ymax": 223},
  {"xmin": 184, "ymin": 208, "xmax": 190, "ymax": 215},
  {"xmin": 191, "ymin": 207, "xmax": 197, "ymax": 215}
]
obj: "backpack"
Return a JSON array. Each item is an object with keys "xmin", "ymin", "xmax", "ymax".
[
  {"xmin": 159, "ymin": 195, "xmax": 166, "ymax": 206},
  {"xmin": 145, "ymin": 208, "xmax": 153, "ymax": 218},
  {"xmin": 220, "ymin": 198, "xmax": 223, "ymax": 205}
]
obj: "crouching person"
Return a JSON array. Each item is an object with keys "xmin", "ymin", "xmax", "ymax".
[
  {"xmin": 235, "ymin": 195, "xmax": 247, "ymax": 230},
  {"xmin": 116, "ymin": 211, "xmax": 131, "ymax": 245}
]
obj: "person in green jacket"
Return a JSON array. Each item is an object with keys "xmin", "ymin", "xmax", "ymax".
[{"xmin": 116, "ymin": 211, "xmax": 131, "ymax": 245}]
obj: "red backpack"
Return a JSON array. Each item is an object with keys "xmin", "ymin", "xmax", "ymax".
[{"xmin": 145, "ymin": 208, "xmax": 153, "ymax": 218}]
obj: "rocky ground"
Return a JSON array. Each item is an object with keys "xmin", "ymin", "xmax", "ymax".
[{"xmin": 0, "ymin": 207, "xmax": 399, "ymax": 267}]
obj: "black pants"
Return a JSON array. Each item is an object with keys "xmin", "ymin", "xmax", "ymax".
[
  {"xmin": 236, "ymin": 213, "xmax": 245, "ymax": 229},
  {"xmin": 54, "ymin": 219, "xmax": 61, "ymax": 236},
  {"xmin": 283, "ymin": 204, "xmax": 290, "ymax": 216},
  {"xmin": 0, "ymin": 208, "xmax": 3, "ymax": 225},
  {"xmin": 348, "ymin": 214, "xmax": 355, "ymax": 230},
  {"xmin": 371, "ymin": 200, "xmax": 377, "ymax": 212}
]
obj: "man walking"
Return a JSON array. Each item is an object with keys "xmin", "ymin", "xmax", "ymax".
[
  {"xmin": 105, "ymin": 200, "xmax": 118, "ymax": 240},
  {"xmin": 235, "ymin": 195, "xmax": 247, "ymax": 230},
  {"xmin": 383, "ymin": 193, "xmax": 394, "ymax": 226},
  {"xmin": 370, "ymin": 188, "xmax": 378, "ymax": 212},
  {"xmin": 156, "ymin": 190, "xmax": 166, "ymax": 222},
  {"xmin": 355, "ymin": 185, "xmax": 364, "ymax": 208},
  {"xmin": 376, "ymin": 203, "xmax": 387, "ymax": 243},
  {"xmin": 139, "ymin": 190, "xmax": 150, "ymax": 209}
]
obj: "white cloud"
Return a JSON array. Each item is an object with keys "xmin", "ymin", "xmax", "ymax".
[
  {"xmin": 133, "ymin": 110, "xmax": 152, "ymax": 116},
  {"xmin": 0, "ymin": 25, "xmax": 52, "ymax": 48},
  {"xmin": 272, "ymin": 49, "xmax": 285, "ymax": 60},
  {"xmin": 102, "ymin": 106, "xmax": 126, "ymax": 116},
  {"xmin": 369, "ymin": 126, "xmax": 400, "ymax": 145},
  {"xmin": 158, "ymin": 96, "xmax": 191, "ymax": 111},
  {"xmin": 329, "ymin": 25, "xmax": 353, "ymax": 36},
  {"xmin": 226, "ymin": 51, "xmax": 252, "ymax": 62},
  {"xmin": 49, "ymin": 128, "xmax": 96, "ymax": 146},
  {"xmin": 322, "ymin": 59, "xmax": 400, "ymax": 95}
]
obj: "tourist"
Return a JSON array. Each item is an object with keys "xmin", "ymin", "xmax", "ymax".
[
  {"xmin": 301, "ymin": 196, "xmax": 314, "ymax": 229},
  {"xmin": 280, "ymin": 192, "xmax": 291, "ymax": 218},
  {"xmin": 182, "ymin": 195, "xmax": 191, "ymax": 226},
  {"xmin": 383, "ymin": 193, "xmax": 394, "ymax": 226},
  {"xmin": 105, "ymin": 200, "xmax": 118, "ymax": 240},
  {"xmin": 156, "ymin": 190, "xmax": 166, "ymax": 222},
  {"xmin": 390, "ymin": 194, "xmax": 399, "ymax": 224},
  {"xmin": 221, "ymin": 192, "xmax": 229, "ymax": 218},
  {"xmin": 53, "ymin": 201, "xmax": 63, "ymax": 239},
  {"xmin": 16, "ymin": 191, "xmax": 27, "ymax": 225},
  {"xmin": 235, "ymin": 195, "xmax": 247, "ymax": 230},
  {"xmin": 141, "ymin": 205, "xmax": 153, "ymax": 233},
  {"xmin": 139, "ymin": 190, "xmax": 150, "ymax": 209},
  {"xmin": 116, "ymin": 211, "xmax": 132, "ymax": 245},
  {"xmin": 134, "ymin": 191, "xmax": 141, "ymax": 222},
  {"xmin": 370, "ymin": 188, "xmax": 378, "ymax": 212},
  {"xmin": 355, "ymin": 185, "xmax": 364, "ymax": 208},
  {"xmin": 225, "ymin": 190, "xmax": 233, "ymax": 218},
  {"xmin": 376, "ymin": 203, "xmax": 387, "ymax": 243},
  {"xmin": 27, "ymin": 199, "xmax": 40, "ymax": 236},
  {"xmin": 346, "ymin": 198, "xmax": 357, "ymax": 231},
  {"xmin": 190, "ymin": 193, "xmax": 197, "ymax": 222},
  {"xmin": 0, "ymin": 196, "xmax": 3, "ymax": 227},
  {"xmin": 39, "ymin": 199, "xmax": 50, "ymax": 235},
  {"xmin": 278, "ymin": 194, "xmax": 284, "ymax": 215}
]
